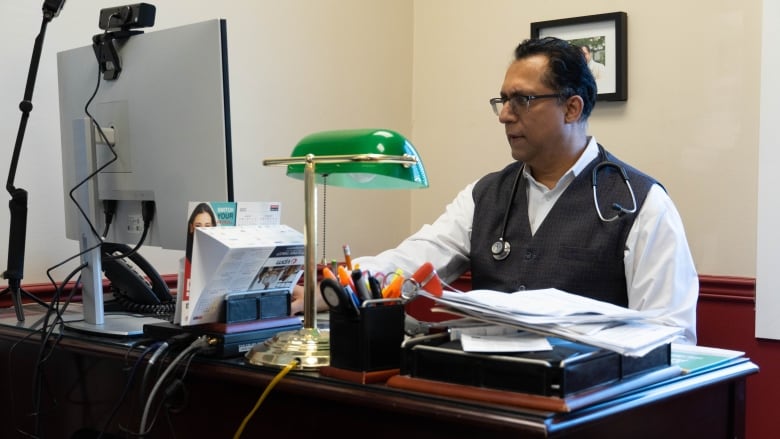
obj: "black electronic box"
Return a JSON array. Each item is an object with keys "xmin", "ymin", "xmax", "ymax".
[{"xmin": 401, "ymin": 332, "xmax": 671, "ymax": 397}]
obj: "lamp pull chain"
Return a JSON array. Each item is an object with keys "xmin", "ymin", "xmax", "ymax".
[{"xmin": 320, "ymin": 175, "xmax": 328, "ymax": 266}]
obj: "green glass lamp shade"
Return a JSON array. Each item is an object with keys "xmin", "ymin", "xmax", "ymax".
[{"xmin": 285, "ymin": 129, "xmax": 428, "ymax": 189}]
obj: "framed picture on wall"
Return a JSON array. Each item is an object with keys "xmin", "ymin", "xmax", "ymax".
[{"xmin": 531, "ymin": 12, "xmax": 628, "ymax": 101}]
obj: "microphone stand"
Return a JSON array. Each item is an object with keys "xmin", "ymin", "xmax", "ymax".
[{"xmin": 2, "ymin": 1, "xmax": 66, "ymax": 321}]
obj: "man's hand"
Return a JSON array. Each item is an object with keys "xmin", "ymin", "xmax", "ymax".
[
  {"xmin": 290, "ymin": 284, "xmax": 330, "ymax": 315},
  {"xmin": 290, "ymin": 284, "xmax": 305, "ymax": 315}
]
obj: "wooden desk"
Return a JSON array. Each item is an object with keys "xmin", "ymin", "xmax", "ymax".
[{"xmin": 0, "ymin": 305, "xmax": 757, "ymax": 439}]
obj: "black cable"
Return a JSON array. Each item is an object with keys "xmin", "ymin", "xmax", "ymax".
[
  {"xmin": 96, "ymin": 341, "xmax": 165, "ymax": 439},
  {"xmin": 29, "ymin": 263, "xmax": 87, "ymax": 437},
  {"xmin": 17, "ymin": 253, "xmax": 98, "ymax": 438},
  {"xmin": 68, "ymin": 47, "xmax": 119, "ymax": 242},
  {"xmin": 135, "ymin": 333, "xmax": 192, "ymax": 410},
  {"xmin": 102, "ymin": 200, "xmax": 155, "ymax": 261},
  {"xmin": 18, "ymin": 23, "xmax": 148, "ymax": 430},
  {"xmin": 138, "ymin": 336, "xmax": 209, "ymax": 437},
  {"xmin": 110, "ymin": 292, "xmax": 175, "ymax": 317},
  {"xmin": 132, "ymin": 341, "xmax": 171, "ymax": 433},
  {"xmin": 102, "ymin": 199, "xmax": 118, "ymax": 238},
  {"xmin": 7, "ymin": 324, "xmax": 46, "ymax": 438}
]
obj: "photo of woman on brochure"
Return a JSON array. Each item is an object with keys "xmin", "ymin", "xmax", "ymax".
[{"xmin": 185, "ymin": 202, "xmax": 217, "ymax": 263}]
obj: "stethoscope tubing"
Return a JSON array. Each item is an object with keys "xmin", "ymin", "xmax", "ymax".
[{"xmin": 490, "ymin": 145, "xmax": 637, "ymax": 261}]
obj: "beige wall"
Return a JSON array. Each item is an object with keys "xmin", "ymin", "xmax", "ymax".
[
  {"xmin": 411, "ymin": 1, "xmax": 762, "ymax": 277},
  {"xmin": 0, "ymin": 0, "xmax": 415, "ymax": 283},
  {"xmin": 0, "ymin": 0, "xmax": 765, "ymax": 286}
]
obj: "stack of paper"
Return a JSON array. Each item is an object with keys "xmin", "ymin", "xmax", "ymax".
[{"xmin": 420, "ymin": 288, "xmax": 683, "ymax": 357}]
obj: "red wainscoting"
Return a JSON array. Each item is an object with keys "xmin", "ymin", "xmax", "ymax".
[
  {"xmin": 697, "ymin": 275, "xmax": 777, "ymax": 439},
  {"xmin": 2, "ymin": 274, "xmax": 775, "ymax": 438}
]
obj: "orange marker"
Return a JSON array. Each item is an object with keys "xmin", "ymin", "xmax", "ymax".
[
  {"xmin": 337, "ymin": 265, "xmax": 356, "ymax": 291},
  {"xmin": 322, "ymin": 266, "xmax": 337, "ymax": 281},
  {"xmin": 382, "ymin": 269, "xmax": 405, "ymax": 299}
]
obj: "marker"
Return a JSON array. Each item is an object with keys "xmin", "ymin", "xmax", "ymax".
[
  {"xmin": 337, "ymin": 264, "xmax": 356, "ymax": 291},
  {"xmin": 322, "ymin": 266, "xmax": 337, "ymax": 281},
  {"xmin": 352, "ymin": 269, "xmax": 373, "ymax": 302},
  {"xmin": 382, "ymin": 269, "xmax": 405, "ymax": 299},
  {"xmin": 342, "ymin": 244, "xmax": 353, "ymax": 270},
  {"xmin": 367, "ymin": 274, "xmax": 383, "ymax": 300}
]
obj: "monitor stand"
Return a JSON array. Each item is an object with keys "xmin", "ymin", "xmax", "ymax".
[
  {"xmin": 66, "ymin": 314, "xmax": 169, "ymax": 337},
  {"xmin": 65, "ymin": 118, "xmax": 167, "ymax": 337}
]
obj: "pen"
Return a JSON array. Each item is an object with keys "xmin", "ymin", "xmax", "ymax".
[
  {"xmin": 352, "ymin": 269, "xmax": 373, "ymax": 302},
  {"xmin": 342, "ymin": 284, "xmax": 361, "ymax": 314},
  {"xmin": 330, "ymin": 259, "xmax": 338, "ymax": 275},
  {"xmin": 342, "ymin": 244, "xmax": 353, "ymax": 270},
  {"xmin": 367, "ymin": 274, "xmax": 383, "ymax": 300}
]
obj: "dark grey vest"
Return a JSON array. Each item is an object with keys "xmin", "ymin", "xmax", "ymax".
[{"xmin": 470, "ymin": 147, "xmax": 658, "ymax": 306}]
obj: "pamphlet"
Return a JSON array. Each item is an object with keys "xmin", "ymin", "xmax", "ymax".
[
  {"xmin": 174, "ymin": 201, "xmax": 282, "ymax": 324},
  {"xmin": 181, "ymin": 224, "xmax": 304, "ymax": 326},
  {"xmin": 671, "ymin": 344, "xmax": 744, "ymax": 374}
]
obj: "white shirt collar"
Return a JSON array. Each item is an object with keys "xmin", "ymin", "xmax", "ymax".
[
  {"xmin": 523, "ymin": 136, "xmax": 599, "ymax": 190},
  {"xmin": 571, "ymin": 136, "xmax": 600, "ymax": 177}
]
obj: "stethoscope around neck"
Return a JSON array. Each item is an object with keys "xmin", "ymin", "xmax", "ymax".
[{"xmin": 490, "ymin": 145, "xmax": 638, "ymax": 261}]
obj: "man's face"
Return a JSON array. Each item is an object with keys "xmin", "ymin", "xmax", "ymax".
[{"xmin": 498, "ymin": 55, "xmax": 569, "ymax": 166}]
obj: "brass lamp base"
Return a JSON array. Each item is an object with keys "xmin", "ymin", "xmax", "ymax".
[{"xmin": 246, "ymin": 327, "xmax": 330, "ymax": 370}]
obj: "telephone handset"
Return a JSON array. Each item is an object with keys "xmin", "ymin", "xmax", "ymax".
[{"xmin": 101, "ymin": 242, "xmax": 174, "ymax": 314}]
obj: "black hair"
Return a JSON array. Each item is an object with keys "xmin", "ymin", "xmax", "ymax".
[
  {"xmin": 513, "ymin": 36, "xmax": 597, "ymax": 120},
  {"xmin": 187, "ymin": 202, "xmax": 217, "ymax": 228}
]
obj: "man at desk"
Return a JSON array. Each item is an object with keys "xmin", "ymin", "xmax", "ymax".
[{"xmin": 291, "ymin": 37, "xmax": 698, "ymax": 344}]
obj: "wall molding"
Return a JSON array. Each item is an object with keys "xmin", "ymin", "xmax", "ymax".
[
  {"xmin": 698, "ymin": 275, "xmax": 755, "ymax": 303},
  {"xmin": 0, "ymin": 274, "xmax": 179, "ymax": 308},
  {"xmin": 1, "ymin": 274, "xmax": 755, "ymax": 308}
]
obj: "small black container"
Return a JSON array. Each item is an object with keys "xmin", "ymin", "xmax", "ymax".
[{"xmin": 329, "ymin": 302, "xmax": 405, "ymax": 371}]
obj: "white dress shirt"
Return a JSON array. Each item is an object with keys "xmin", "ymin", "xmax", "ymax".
[{"xmin": 355, "ymin": 137, "xmax": 699, "ymax": 344}]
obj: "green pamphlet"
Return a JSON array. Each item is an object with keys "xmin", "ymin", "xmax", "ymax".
[{"xmin": 671, "ymin": 344, "xmax": 744, "ymax": 374}]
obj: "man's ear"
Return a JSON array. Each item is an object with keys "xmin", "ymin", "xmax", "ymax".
[{"xmin": 563, "ymin": 95, "xmax": 584, "ymax": 123}]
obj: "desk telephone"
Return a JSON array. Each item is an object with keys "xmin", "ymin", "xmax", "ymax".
[{"xmin": 101, "ymin": 242, "xmax": 175, "ymax": 315}]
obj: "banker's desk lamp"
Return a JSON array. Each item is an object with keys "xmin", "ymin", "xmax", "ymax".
[{"xmin": 247, "ymin": 129, "xmax": 428, "ymax": 369}]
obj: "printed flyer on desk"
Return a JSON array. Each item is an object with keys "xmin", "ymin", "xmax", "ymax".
[
  {"xmin": 175, "ymin": 201, "xmax": 282, "ymax": 324},
  {"xmin": 181, "ymin": 224, "xmax": 304, "ymax": 326}
]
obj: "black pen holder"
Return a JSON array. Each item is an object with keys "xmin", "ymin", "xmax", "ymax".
[{"xmin": 329, "ymin": 301, "xmax": 405, "ymax": 371}]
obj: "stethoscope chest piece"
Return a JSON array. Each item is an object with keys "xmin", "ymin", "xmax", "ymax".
[
  {"xmin": 489, "ymin": 144, "xmax": 635, "ymax": 263},
  {"xmin": 491, "ymin": 239, "xmax": 511, "ymax": 261}
]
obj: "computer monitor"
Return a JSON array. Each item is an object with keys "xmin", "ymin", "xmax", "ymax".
[{"xmin": 57, "ymin": 18, "xmax": 234, "ymax": 335}]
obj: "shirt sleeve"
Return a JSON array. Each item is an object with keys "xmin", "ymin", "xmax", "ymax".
[
  {"xmin": 353, "ymin": 182, "xmax": 476, "ymax": 284},
  {"xmin": 624, "ymin": 184, "xmax": 699, "ymax": 344}
]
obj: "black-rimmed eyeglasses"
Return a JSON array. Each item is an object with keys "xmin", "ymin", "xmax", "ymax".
[{"xmin": 489, "ymin": 93, "xmax": 560, "ymax": 116}]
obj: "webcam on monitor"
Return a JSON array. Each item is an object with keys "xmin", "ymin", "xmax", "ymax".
[
  {"xmin": 93, "ymin": 3, "xmax": 156, "ymax": 80},
  {"xmin": 98, "ymin": 3, "xmax": 156, "ymax": 32}
]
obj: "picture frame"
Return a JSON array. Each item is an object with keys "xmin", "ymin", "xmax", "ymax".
[{"xmin": 531, "ymin": 12, "xmax": 627, "ymax": 101}]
